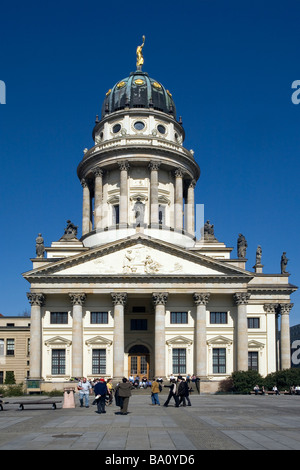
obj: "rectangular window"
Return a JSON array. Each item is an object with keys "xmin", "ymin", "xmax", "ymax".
[
  {"xmin": 0, "ymin": 371, "xmax": 3, "ymax": 384},
  {"xmin": 172, "ymin": 348, "xmax": 186, "ymax": 374},
  {"xmin": 91, "ymin": 312, "xmax": 108, "ymax": 324},
  {"xmin": 92, "ymin": 349, "xmax": 106, "ymax": 375},
  {"xmin": 6, "ymin": 339, "xmax": 15, "ymax": 356},
  {"xmin": 0, "ymin": 339, "xmax": 4, "ymax": 356},
  {"xmin": 50, "ymin": 312, "xmax": 68, "ymax": 324},
  {"xmin": 130, "ymin": 319, "xmax": 147, "ymax": 330},
  {"xmin": 171, "ymin": 312, "xmax": 188, "ymax": 324},
  {"xmin": 52, "ymin": 349, "xmax": 66, "ymax": 375},
  {"xmin": 210, "ymin": 312, "xmax": 227, "ymax": 324},
  {"xmin": 248, "ymin": 317, "xmax": 260, "ymax": 329},
  {"xmin": 248, "ymin": 351, "xmax": 258, "ymax": 371},
  {"xmin": 213, "ymin": 348, "xmax": 226, "ymax": 374}
]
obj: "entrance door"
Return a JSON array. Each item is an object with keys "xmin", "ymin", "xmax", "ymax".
[{"xmin": 128, "ymin": 345, "xmax": 150, "ymax": 378}]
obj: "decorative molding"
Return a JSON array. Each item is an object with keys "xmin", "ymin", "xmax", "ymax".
[
  {"xmin": 166, "ymin": 335, "xmax": 193, "ymax": 346},
  {"xmin": 44, "ymin": 336, "xmax": 72, "ymax": 347},
  {"xmin": 27, "ymin": 292, "xmax": 45, "ymax": 306},
  {"xmin": 111, "ymin": 292, "xmax": 127, "ymax": 306},
  {"xmin": 149, "ymin": 160, "xmax": 161, "ymax": 171},
  {"xmin": 174, "ymin": 168, "xmax": 184, "ymax": 178},
  {"xmin": 263, "ymin": 303, "xmax": 278, "ymax": 314},
  {"xmin": 118, "ymin": 160, "xmax": 130, "ymax": 171},
  {"xmin": 69, "ymin": 293, "xmax": 86, "ymax": 306},
  {"xmin": 85, "ymin": 336, "xmax": 112, "ymax": 346},
  {"xmin": 207, "ymin": 335, "xmax": 233, "ymax": 347},
  {"xmin": 152, "ymin": 292, "xmax": 168, "ymax": 306},
  {"xmin": 92, "ymin": 167, "xmax": 104, "ymax": 177},
  {"xmin": 193, "ymin": 292, "xmax": 210, "ymax": 305},
  {"xmin": 278, "ymin": 303, "xmax": 293, "ymax": 315},
  {"xmin": 233, "ymin": 292, "xmax": 250, "ymax": 305}
]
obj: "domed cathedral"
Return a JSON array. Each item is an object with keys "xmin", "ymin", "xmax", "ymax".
[{"xmin": 24, "ymin": 38, "xmax": 297, "ymax": 393}]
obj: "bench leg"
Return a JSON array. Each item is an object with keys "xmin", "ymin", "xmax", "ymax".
[
  {"xmin": 19, "ymin": 404, "xmax": 24, "ymax": 410},
  {"xmin": 52, "ymin": 403, "xmax": 57, "ymax": 410},
  {"xmin": 0, "ymin": 404, "xmax": 3, "ymax": 411}
]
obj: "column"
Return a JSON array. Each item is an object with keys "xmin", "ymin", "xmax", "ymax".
[
  {"xmin": 27, "ymin": 293, "xmax": 45, "ymax": 379},
  {"xmin": 263, "ymin": 303, "xmax": 279, "ymax": 370},
  {"xmin": 93, "ymin": 167, "xmax": 104, "ymax": 230},
  {"xmin": 174, "ymin": 168, "xmax": 184, "ymax": 231},
  {"xmin": 81, "ymin": 178, "xmax": 91, "ymax": 236},
  {"xmin": 278, "ymin": 303, "xmax": 293, "ymax": 369},
  {"xmin": 149, "ymin": 161, "xmax": 160, "ymax": 226},
  {"xmin": 119, "ymin": 161, "xmax": 129, "ymax": 227},
  {"xmin": 152, "ymin": 292, "xmax": 168, "ymax": 377},
  {"xmin": 186, "ymin": 179, "xmax": 196, "ymax": 236},
  {"xmin": 69, "ymin": 293, "xmax": 86, "ymax": 378},
  {"xmin": 233, "ymin": 292, "xmax": 250, "ymax": 371},
  {"xmin": 193, "ymin": 292, "xmax": 210, "ymax": 377},
  {"xmin": 111, "ymin": 293, "xmax": 127, "ymax": 379}
]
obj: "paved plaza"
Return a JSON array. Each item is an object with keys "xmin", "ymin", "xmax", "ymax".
[{"xmin": 0, "ymin": 391, "xmax": 300, "ymax": 452}]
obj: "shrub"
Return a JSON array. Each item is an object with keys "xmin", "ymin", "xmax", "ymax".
[
  {"xmin": 4, "ymin": 383, "xmax": 24, "ymax": 397},
  {"xmin": 4, "ymin": 371, "xmax": 16, "ymax": 384},
  {"xmin": 231, "ymin": 370, "xmax": 264, "ymax": 394},
  {"xmin": 264, "ymin": 368, "xmax": 300, "ymax": 391}
]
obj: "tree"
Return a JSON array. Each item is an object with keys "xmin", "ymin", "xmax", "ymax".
[{"xmin": 5, "ymin": 371, "xmax": 16, "ymax": 384}]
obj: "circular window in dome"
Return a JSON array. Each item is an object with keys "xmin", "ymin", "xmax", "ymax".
[
  {"xmin": 112, "ymin": 123, "xmax": 121, "ymax": 134},
  {"xmin": 134, "ymin": 121, "xmax": 145, "ymax": 131},
  {"xmin": 157, "ymin": 124, "xmax": 166, "ymax": 134}
]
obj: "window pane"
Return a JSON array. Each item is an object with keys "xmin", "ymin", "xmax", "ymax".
[
  {"xmin": 92, "ymin": 349, "xmax": 106, "ymax": 375},
  {"xmin": 52, "ymin": 349, "xmax": 65, "ymax": 375},
  {"xmin": 172, "ymin": 348, "xmax": 186, "ymax": 374},
  {"xmin": 248, "ymin": 318, "xmax": 260, "ymax": 329},
  {"xmin": 248, "ymin": 352, "xmax": 258, "ymax": 371},
  {"xmin": 6, "ymin": 339, "xmax": 14, "ymax": 355},
  {"xmin": 171, "ymin": 312, "xmax": 188, "ymax": 324},
  {"xmin": 51, "ymin": 312, "xmax": 68, "ymax": 324},
  {"xmin": 91, "ymin": 312, "xmax": 108, "ymax": 324},
  {"xmin": 130, "ymin": 319, "xmax": 147, "ymax": 330},
  {"xmin": 210, "ymin": 312, "xmax": 227, "ymax": 324},
  {"xmin": 213, "ymin": 348, "xmax": 226, "ymax": 374}
]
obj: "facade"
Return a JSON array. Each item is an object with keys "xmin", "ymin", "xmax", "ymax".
[
  {"xmin": 0, "ymin": 315, "xmax": 30, "ymax": 384},
  {"xmin": 23, "ymin": 42, "xmax": 297, "ymax": 392}
]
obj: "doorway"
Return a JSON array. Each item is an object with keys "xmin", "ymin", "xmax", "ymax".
[{"xmin": 128, "ymin": 345, "xmax": 150, "ymax": 378}]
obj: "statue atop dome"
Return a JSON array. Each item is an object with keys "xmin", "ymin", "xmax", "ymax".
[{"xmin": 136, "ymin": 35, "xmax": 145, "ymax": 70}]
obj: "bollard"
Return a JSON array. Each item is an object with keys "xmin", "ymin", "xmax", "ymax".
[{"xmin": 63, "ymin": 387, "xmax": 76, "ymax": 408}]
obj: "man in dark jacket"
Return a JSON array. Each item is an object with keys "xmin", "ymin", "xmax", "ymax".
[
  {"xmin": 116, "ymin": 377, "xmax": 134, "ymax": 414},
  {"xmin": 94, "ymin": 378, "xmax": 108, "ymax": 414},
  {"xmin": 163, "ymin": 379, "xmax": 179, "ymax": 407},
  {"xmin": 178, "ymin": 378, "xmax": 191, "ymax": 406}
]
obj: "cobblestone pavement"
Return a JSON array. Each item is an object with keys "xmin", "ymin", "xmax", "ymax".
[{"xmin": 0, "ymin": 392, "xmax": 300, "ymax": 451}]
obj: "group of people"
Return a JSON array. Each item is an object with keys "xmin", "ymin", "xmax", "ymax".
[
  {"xmin": 253, "ymin": 384, "xmax": 300, "ymax": 395},
  {"xmin": 76, "ymin": 374, "xmax": 193, "ymax": 415}
]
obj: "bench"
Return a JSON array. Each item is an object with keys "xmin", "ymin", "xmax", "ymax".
[{"xmin": 13, "ymin": 400, "xmax": 62, "ymax": 410}]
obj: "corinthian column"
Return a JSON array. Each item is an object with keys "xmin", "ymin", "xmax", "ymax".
[
  {"xmin": 193, "ymin": 293, "xmax": 210, "ymax": 377},
  {"xmin": 27, "ymin": 293, "xmax": 45, "ymax": 379},
  {"xmin": 233, "ymin": 292, "xmax": 250, "ymax": 371},
  {"xmin": 149, "ymin": 161, "xmax": 160, "ymax": 226},
  {"xmin": 119, "ymin": 161, "xmax": 129, "ymax": 227},
  {"xmin": 174, "ymin": 168, "xmax": 184, "ymax": 231},
  {"xmin": 69, "ymin": 293, "xmax": 86, "ymax": 378},
  {"xmin": 278, "ymin": 303, "xmax": 293, "ymax": 369},
  {"xmin": 93, "ymin": 167, "xmax": 103, "ymax": 230},
  {"xmin": 81, "ymin": 178, "xmax": 91, "ymax": 236},
  {"xmin": 152, "ymin": 292, "xmax": 168, "ymax": 377},
  {"xmin": 111, "ymin": 293, "xmax": 127, "ymax": 379},
  {"xmin": 186, "ymin": 179, "xmax": 196, "ymax": 236}
]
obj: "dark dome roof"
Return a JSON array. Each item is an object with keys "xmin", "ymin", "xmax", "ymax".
[{"xmin": 101, "ymin": 70, "xmax": 176, "ymax": 120}]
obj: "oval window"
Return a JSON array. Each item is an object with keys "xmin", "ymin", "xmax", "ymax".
[
  {"xmin": 134, "ymin": 121, "xmax": 145, "ymax": 131},
  {"xmin": 157, "ymin": 124, "xmax": 166, "ymax": 134},
  {"xmin": 112, "ymin": 123, "xmax": 121, "ymax": 134}
]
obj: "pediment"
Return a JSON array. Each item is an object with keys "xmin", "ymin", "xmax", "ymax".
[
  {"xmin": 23, "ymin": 233, "xmax": 253, "ymax": 280},
  {"xmin": 207, "ymin": 335, "xmax": 233, "ymax": 346},
  {"xmin": 44, "ymin": 336, "xmax": 72, "ymax": 347},
  {"xmin": 86, "ymin": 336, "xmax": 112, "ymax": 346},
  {"xmin": 166, "ymin": 335, "xmax": 193, "ymax": 346}
]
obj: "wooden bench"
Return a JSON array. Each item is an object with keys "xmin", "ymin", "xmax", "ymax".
[{"xmin": 13, "ymin": 399, "xmax": 62, "ymax": 410}]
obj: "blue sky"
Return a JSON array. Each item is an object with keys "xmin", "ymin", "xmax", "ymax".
[{"xmin": 0, "ymin": 1, "xmax": 299, "ymax": 325}]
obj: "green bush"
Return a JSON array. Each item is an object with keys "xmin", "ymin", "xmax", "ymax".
[
  {"xmin": 264, "ymin": 369, "xmax": 300, "ymax": 391},
  {"xmin": 230, "ymin": 370, "xmax": 264, "ymax": 394},
  {"xmin": 3, "ymin": 383, "xmax": 24, "ymax": 397},
  {"xmin": 4, "ymin": 371, "xmax": 16, "ymax": 384}
]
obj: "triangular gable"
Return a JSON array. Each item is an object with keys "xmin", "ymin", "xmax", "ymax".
[{"xmin": 23, "ymin": 233, "xmax": 253, "ymax": 279}]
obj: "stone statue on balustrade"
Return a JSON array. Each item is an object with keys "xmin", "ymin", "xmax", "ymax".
[
  {"xmin": 281, "ymin": 252, "xmax": 289, "ymax": 274},
  {"xmin": 60, "ymin": 220, "xmax": 78, "ymax": 241},
  {"xmin": 35, "ymin": 233, "xmax": 45, "ymax": 258},
  {"xmin": 237, "ymin": 233, "xmax": 247, "ymax": 258}
]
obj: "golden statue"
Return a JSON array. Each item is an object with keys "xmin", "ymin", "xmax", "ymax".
[{"xmin": 136, "ymin": 35, "xmax": 145, "ymax": 69}]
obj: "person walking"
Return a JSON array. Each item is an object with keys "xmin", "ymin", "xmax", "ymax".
[
  {"xmin": 116, "ymin": 377, "xmax": 134, "ymax": 415},
  {"xmin": 163, "ymin": 379, "xmax": 179, "ymax": 407},
  {"xmin": 151, "ymin": 379, "xmax": 161, "ymax": 405},
  {"xmin": 77, "ymin": 377, "xmax": 92, "ymax": 408},
  {"xmin": 94, "ymin": 378, "xmax": 108, "ymax": 414},
  {"xmin": 178, "ymin": 377, "xmax": 191, "ymax": 406},
  {"xmin": 106, "ymin": 378, "xmax": 113, "ymax": 405}
]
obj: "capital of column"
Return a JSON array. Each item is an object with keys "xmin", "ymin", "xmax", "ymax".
[
  {"xmin": 69, "ymin": 293, "xmax": 87, "ymax": 306},
  {"xmin": 189, "ymin": 179, "xmax": 196, "ymax": 189},
  {"xmin": 278, "ymin": 303, "xmax": 293, "ymax": 315},
  {"xmin": 92, "ymin": 167, "xmax": 104, "ymax": 177},
  {"xmin": 149, "ymin": 160, "xmax": 161, "ymax": 171},
  {"xmin": 118, "ymin": 160, "xmax": 130, "ymax": 171},
  {"xmin": 193, "ymin": 292, "xmax": 210, "ymax": 305},
  {"xmin": 174, "ymin": 168, "xmax": 184, "ymax": 178},
  {"xmin": 27, "ymin": 293, "xmax": 45, "ymax": 306},
  {"xmin": 152, "ymin": 292, "xmax": 168, "ymax": 306},
  {"xmin": 233, "ymin": 292, "xmax": 250, "ymax": 305},
  {"xmin": 111, "ymin": 292, "xmax": 128, "ymax": 306},
  {"xmin": 80, "ymin": 178, "xmax": 88, "ymax": 188},
  {"xmin": 263, "ymin": 303, "xmax": 279, "ymax": 314}
]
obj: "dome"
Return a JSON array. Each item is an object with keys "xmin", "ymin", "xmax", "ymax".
[{"xmin": 100, "ymin": 70, "xmax": 176, "ymax": 120}]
